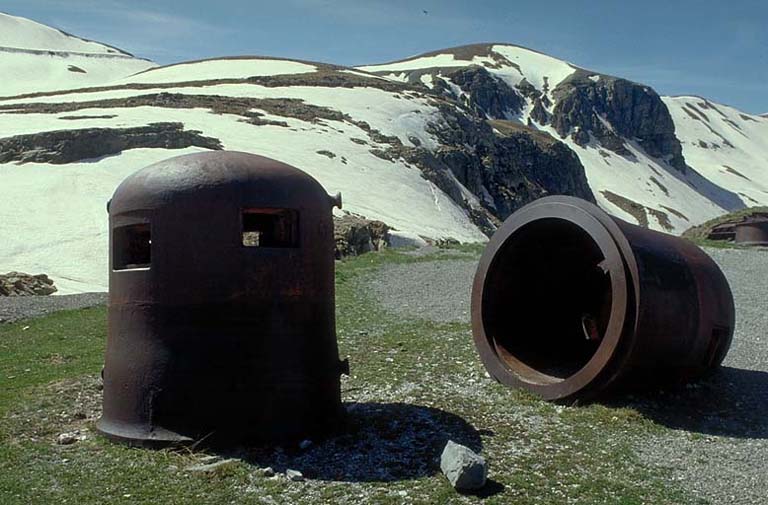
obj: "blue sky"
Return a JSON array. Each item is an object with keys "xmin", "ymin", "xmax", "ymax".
[{"xmin": 4, "ymin": 0, "xmax": 767, "ymax": 113}]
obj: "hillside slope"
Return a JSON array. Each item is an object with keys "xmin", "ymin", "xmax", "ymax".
[
  {"xmin": 1, "ymin": 19, "xmax": 765, "ymax": 294},
  {"xmin": 360, "ymin": 44, "xmax": 768, "ymax": 232},
  {"xmin": 0, "ymin": 12, "xmax": 156, "ymax": 97},
  {"xmin": 0, "ymin": 52, "xmax": 595, "ymax": 292}
]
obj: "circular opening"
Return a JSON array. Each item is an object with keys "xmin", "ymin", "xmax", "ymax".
[{"xmin": 482, "ymin": 217, "xmax": 615, "ymax": 385}]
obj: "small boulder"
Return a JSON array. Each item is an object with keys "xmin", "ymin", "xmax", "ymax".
[
  {"xmin": 333, "ymin": 214, "xmax": 390, "ymax": 259},
  {"xmin": 285, "ymin": 469, "xmax": 304, "ymax": 481},
  {"xmin": 0, "ymin": 272, "xmax": 57, "ymax": 296},
  {"xmin": 439, "ymin": 440, "xmax": 487, "ymax": 490},
  {"xmin": 185, "ymin": 458, "xmax": 239, "ymax": 474},
  {"xmin": 56, "ymin": 432, "xmax": 79, "ymax": 445}
]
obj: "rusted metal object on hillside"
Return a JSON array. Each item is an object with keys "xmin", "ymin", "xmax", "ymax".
[
  {"xmin": 471, "ymin": 196, "xmax": 735, "ymax": 402},
  {"xmin": 734, "ymin": 219, "xmax": 768, "ymax": 246},
  {"xmin": 98, "ymin": 151, "xmax": 346, "ymax": 446},
  {"xmin": 706, "ymin": 212, "xmax": 768, "ymax": 245}
]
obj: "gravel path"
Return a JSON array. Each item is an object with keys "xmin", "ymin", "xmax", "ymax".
[
  {"xmin": 371, "ymin": 246, "xmax": 768, "ymax": 504},
  {"xmin": 0, "ymin": 292, "xmax": 107, "ymax": 324},
  {"xmin": 372, "ymin": 259, "xmax": 476, "ymax": 324}
]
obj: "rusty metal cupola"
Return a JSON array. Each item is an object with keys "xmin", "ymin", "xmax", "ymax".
[
  {"xmin": 471, "ymin": 196, "xmax": 735, "ymax": 402},
  {"xmin": 98, "ymin": 151, "xmax": 346, "ymax": 445}
]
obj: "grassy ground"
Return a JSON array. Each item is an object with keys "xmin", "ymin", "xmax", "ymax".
[{"xmin": 0, "ymin": 249, "xmax": 705, "ymax": 504}]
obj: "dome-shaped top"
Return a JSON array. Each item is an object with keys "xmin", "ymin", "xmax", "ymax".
[{"xmin": 110, "ymin": 151, "xmax": 330, "ymax": 214}]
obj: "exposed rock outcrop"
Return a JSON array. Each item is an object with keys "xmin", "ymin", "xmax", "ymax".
[
  {"xmin": 0, "ymin": 122, "xmax": 222, "ymax": 164},
  {"xmin": 419, "ymin": 102, "xmax": 595, "ymax": 232},
  {"xmin": 551, "ymin": 70, "xmax": 686, "ymax": 171},
  {"xmin": 334, "ymin": 215, "xmax": 390, "ymax": 258},
  {"xmin": 0, "ymin": 272, "xmax": 57, "ymax": 296},
  {"xmin": 363, "ymin": 99, "xmax": 595, "ymax": 237},
  {"xmin": 435, "ymin": 66, "xmax": 523, "ymax": 118}
]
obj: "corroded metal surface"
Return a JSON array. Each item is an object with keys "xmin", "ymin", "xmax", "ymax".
[
  {"xmin": 471, "ymin": 196, "xmax": 735, "ymax": 402},
  {"xmin": 734, "ymin": 219, "xmax": 768, "ymax": 246},
  {"xmin": 98, "ymin": 151, "xmax": 345, "ymax": 445}
]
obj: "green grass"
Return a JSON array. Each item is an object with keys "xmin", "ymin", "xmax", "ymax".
[{"xmin": 0, "ymin": 249, "xmax": 704, "ymax": 504}]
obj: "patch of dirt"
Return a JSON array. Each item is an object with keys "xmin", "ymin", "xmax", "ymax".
[
  {"xmin": 723, "ymin": 165, "xmax": 751, "ymax": 181},
  {"xmin": 660, "ymin": 205, "xmax": 689, "ymax": 222},
  {"xmin": 0, "ymin": 122, "xmax": 222, "ymax": 164},
  {"xmin": 58, "ymin": 114, "xmax": 118, "ymax": 120},
  {"xmin": 601, "ymin": 190, "xmax": 648, "ymax": 227},
  {"xmin": 647, "ymin": 208, "xmax": 673, "ymax": 232},
  {"xmin": 649, "ymin": 176, "xmax": 669, "ymax": 196}
]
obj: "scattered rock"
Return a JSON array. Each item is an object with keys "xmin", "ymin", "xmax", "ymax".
[
  {"xmin": 285, "ymin": 469, "xmax": 304, "ymax": 481},
  {"xmin": 334, "ymin": 214, "xmax": 390, "ymax": 259},
  {"xmin": 440, "ymin": 440, "xmax": 487, "ymax": 490},
  {"xmin": 299, "ymin": 439, "xmax": 313, "ymax": 450},
  {"xmin": 262, "ymin": 466, "xmax": 275, "ymax": 477},
  {"xmin": 0, "ymin": 272, "xmax": 57, "ymax": 296},
  {"xmin": 185, "ymin": 458, "xmax": 239, "ymax": 473},
  {"xmin": 56, "ymin": 432, "xmax": 79, "ymax": 445}
]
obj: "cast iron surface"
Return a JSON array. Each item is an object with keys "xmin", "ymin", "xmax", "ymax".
[
  {"xmin": 471, "ymin": 196, "xmax": 735, "ymax": 402},
  {"xmin": 734, "ymin": 220, "xmax": 768, "ymax": 247},
  {"xmin": 99, "ymin": 151, "xmax": 345, "ymax": 446}
]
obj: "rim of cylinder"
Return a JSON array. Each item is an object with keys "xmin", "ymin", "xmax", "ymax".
[{"xmin": 471, "ymin": 196, "xmax": 637, "ymax": 401}]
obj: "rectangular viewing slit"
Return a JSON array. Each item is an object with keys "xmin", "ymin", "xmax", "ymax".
[
  {"xmin": 113, "ymin": 223, "xmax": 151, "ymax": 270},
  {"xmin": 242, "ymin": 208, "xmax": 298, "ymax": 248}
]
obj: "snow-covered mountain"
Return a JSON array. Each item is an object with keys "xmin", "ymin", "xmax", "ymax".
[
  {"xmin": 360, "ymin": 44, "xmax": 768, "ymax": 232},
  {"xmin": 0, "ymin": 12, "xmax": 155, "ymax": 97},
  {"xmin": 0, "ymin": 19, "xmax": 765, "ymax": 294}
]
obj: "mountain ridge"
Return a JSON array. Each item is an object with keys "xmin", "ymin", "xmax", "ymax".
[{"xmin": 0, "ymin": 15, "xmax": 765, "ymax": 293}]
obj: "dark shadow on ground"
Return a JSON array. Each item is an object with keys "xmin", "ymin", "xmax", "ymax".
[
  {"xmin": 214, "ymin": 402, "xmax": 498, "ymax": 487},
  {"xmin": 459, "ymin": 479, "xmax": 506, "ymax": 498},
  {"xmin": 610, "ymin": 366, "xmax": 768, "ymax": 439}
]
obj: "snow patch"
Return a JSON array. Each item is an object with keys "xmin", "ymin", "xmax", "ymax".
[
  {"xmin": 0, "ymin": 12, "xmax": 128, "ymax": 55},
  {"xmin": 119, "ymin": 58, "xmax": 317, "ymax": 84}
]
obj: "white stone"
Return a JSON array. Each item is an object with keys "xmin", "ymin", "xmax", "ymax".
[{"xmin": 286, "ymin": 469, "xmax": 304, "ymax": 481}]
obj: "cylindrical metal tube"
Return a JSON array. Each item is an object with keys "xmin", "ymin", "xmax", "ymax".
[
  {"xmin": 734, "ymin": 220, "xmax": 768, "ymax": 246},
  {"xmin": 471, "ymin": 196, "xmax": 735, "ymax": 402},
  {"xmin": 98, "ymin": 151, "xmax": 345, "ymax": 445}
]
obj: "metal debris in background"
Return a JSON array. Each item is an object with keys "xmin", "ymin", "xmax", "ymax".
[
  {"xmin": 706, "ymin": 211, "xmax": 768, "ymax": 246},
  {"xmin": 98, "ymin": 151, "xmax": 347, "ymax": 446},
  {"xmin": 471, "ymin": 196, "xmax": 735, "ymax": 402},
  {"xmin": 734, "ymin": 219, "xmax": 768, "ymax": 246}
]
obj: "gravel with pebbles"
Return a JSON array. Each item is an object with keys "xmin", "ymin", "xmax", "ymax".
[
  {"xmin": 371, "ymin": 246, "xmax": 768, "ymax": 504},
  {"xmin": 372, "ymin": 259, "xmax": 475, "ymax": 324},
  {"xmin": 0, "ymin": 292, "xmax": 107, "ymax": 324}
]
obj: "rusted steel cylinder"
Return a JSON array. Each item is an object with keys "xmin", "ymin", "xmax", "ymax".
[
  {"xmin": 734, "ymin": 220, "xmax": 768, "ymax": 246},
  {"xmin": 98, "ymin": 151, "xmax": 346, "ymax": 445},
  {"xmin": 471, "ymin": 196, "xmax": 735, "ymax": 402}
]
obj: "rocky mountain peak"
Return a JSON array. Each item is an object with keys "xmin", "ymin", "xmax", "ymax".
[
  {"xmin": 550, "ymin": 70, "xmax": 687, "ymax": 172},
  {"xmin": 433, "ymin": 65, "xmax": 524, "ymax": 118}
]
